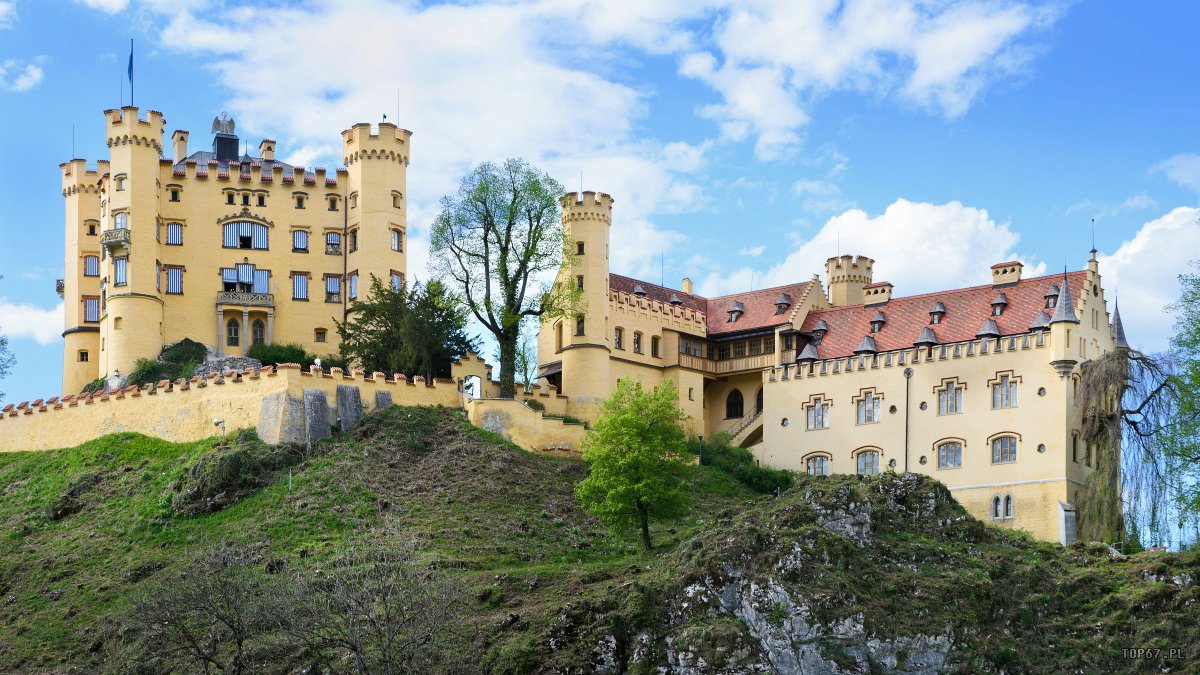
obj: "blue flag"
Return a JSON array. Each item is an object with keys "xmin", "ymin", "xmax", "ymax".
[{"xmin": 127, "ymin": 41, "xmax": 133, "ymax": 82}]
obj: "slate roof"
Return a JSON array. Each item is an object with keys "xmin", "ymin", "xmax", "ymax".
[{"xmin": 798, "ymin": 270, "xmax": 1088, "ymax": 359}]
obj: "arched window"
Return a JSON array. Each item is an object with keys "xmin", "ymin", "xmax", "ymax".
[
  {"xmin": 937, "ymin": 440, "xmax": 962, "ymax": 469},
  {"xmin": 113, "ymin": 212, "xmax": 128, "ymax": 229},
  {"xmin": 856, "ymin": 449, "xmax": 880, "ymax": 475},
  {"xmin": 252, "ymin": 319, "xmax": 265, "ymax": 346},
  {"xmin": 726, "ymin": 389, "xmax": 744, "ymax": 419},
  {"xmin": 1004, "ymin": 495, "xmax": 1014, "ymax": 519},
  {"xmin": 756, "ymin": 388, "xmax": 764, "ymax": 414},
  {"xmin": 855, "ymin": 390, "xmax": 881, "ymax": 424},
  {"xmin": 992, "ymin": 435, "xmax": 1018, "ymax": 464},
  {"xmin": 805, "ymin": 454, "xmax": 829, "ymax": 476},
  {"xmin": 632, "ymin": 331, "xmax": 643, "ymax": 354},
  {"xmin": 555, "ymin": 321, "xmax": 563, "ymax": 352},
  {"xmin": 992, "ymin": 496, "xmax": 1002, "ymax": 519},
  {"xmin": 226, "ymin": 319, "xmax": 240, "ymax": 347}
]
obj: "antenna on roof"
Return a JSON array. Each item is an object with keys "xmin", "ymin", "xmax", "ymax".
[
  {"xmin": 660, "ymin": 250, "xmax": 664, "ymax": 287},
  {"xmin": 837, "ymin": 227, "xmax": 841, "ymax": 257},
  {"xmin": 71, "ymin": 124, "xmax": 75, "ymax": 158},
  {"xmin": 1091, "ymin": 218, "xmax": 1096, "ymax": 252}
]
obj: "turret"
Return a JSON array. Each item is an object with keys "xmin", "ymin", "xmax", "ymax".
[
  {"xmin": 172, "ymin": 129, "xmax": 189, "ymax": 164},
  {"xmin": 825, "ymin": 254, "xmax": 874, "ymax": 306},
  {"xmin": 557, "ymin": 190, "xmax": 614, "ymax": 417},
  {"xmin": 341, "ymin": 122, "xmax": 412, "ymax": 298},
  {"xmin": 60, "ymin": 158, "xmax": 104, "ymax": 393}
]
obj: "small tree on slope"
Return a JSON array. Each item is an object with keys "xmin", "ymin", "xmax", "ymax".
[{"xmin": 575, "ymin": 379, "xmax": 692, "ymax": 550}]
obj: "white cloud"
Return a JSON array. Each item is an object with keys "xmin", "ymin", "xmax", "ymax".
[
  {"xmin": 0, "ymin": 300, "xmax": 62, "ymax": 345},
  {"xmin": 792, "ymin": 178, "xmax": 855, "ymax": 214},
  {"xmin": 0, "ymin": 1, "xmax": 15, "ymax": 29},
  {"xmin": 0, "ymin": 59, "xmax": 44, "ymax": 92},
  {"xmin": 681, "ymin": 0, "xmax": 1058, "ymax": 159},
  {"xmin": 74, "ymin": 0, "xmax": 129, "ymax": 13},
  {"xmin": 1151, "ymin": 153, "xmax": 1200, "ymax": 193},
  {"xmin": 1065, "ymin": 192, "xmax": 1158, "ymax": 221},
  {"xmin": 699, "ymin": 198, "xmax": 1042, "ymax": 297},
  {"xmin": 1099, "ymin": 206, "xmax": 1200, "ymax": 352},
  {"xmin": 739, "ymin": 245, "xmax": 765, "ymax": 257}
]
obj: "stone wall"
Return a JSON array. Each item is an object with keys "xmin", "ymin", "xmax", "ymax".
[{"xmin": 466, "ymin": 398, "xmax": 587, "ymax": 455}]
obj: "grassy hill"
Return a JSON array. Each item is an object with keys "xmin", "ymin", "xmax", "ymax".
[{"xmin": 1, "ymin": 406, "xmax": 1197, "ymax": 673}]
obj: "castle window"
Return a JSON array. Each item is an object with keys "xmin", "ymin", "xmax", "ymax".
[
  {"xmin": 257, "ymin": 194, "xmax": 266, "ymax": 207},
  {"xmin": 679, "ymin": 337, "xmax": 703, "ymax": 357},
  {"xmin": 575, "ymin": 316, "xmax": 585, "ymax": 336},
  {"xmin": 764, "ymin": 336, "xmax": 775, "ymax": 353},
  {"xmin": 651, "ymin": 336, "xmax": 660, "ymax": 358},
  {"xmin": 348, "ymin": 230, "xmax": 358, "ymax": 253},
  {"xmin": 223, "ymin": 222, "xmax": 269, "ymax": 250},
  {"xmin": 296, "ymin": 196, "xmax": 306, "ymax": 209},
  {"xmin": 165, "ymin": 267, "xmax": 183, "ymax": 294},
  {"xmin": 992, "ymin": 435, "xmax": 1018, "ymax": 464},
  {"xmin": 169, "ymin": 188, "xmax": 180, "ymax": 202},
  {"xmin": 392, "ymin": 192, "xmax": 403, "ymax": 209},
  {"xmin": 1004, "ymin": 495, "xmax": 1015, "ymax": 519},
  {"xmin": 749, "ymin": 339, "xmax": 762, "ymax": 356},
  {"xmin": 856, "ymin": 450, "xmax": 880, "ymax": 476},
  {"xmin": 1072, "ymin": 432, "xmax": 1080, "ymax": 463},
  {"xmin": 242, "ymin": 194, "xmax": 250, "ymax": 207},
  {"xmin": 87, "ymin": 223, "xmax": 97, "ymax": 236},
  {"xmin": 632, "ymin": 331, "xmax": 642, "ymax": 354},
  {"xmin": 992, "ymin": 496, "xmax": 1002, "ymax": 519},
  {"xmin": 734, "ymin": 341, "xmax": 746, "ymax": 358},
  {"xmin": 114, "ymin": 175, "xmax": 126, "ymax": 191},
  {"xmin": 576, "ymin": 241, "xmax": 585, "ymax": 255},
  {"xmin": 784, "ymin": 334, "xmax": 795, "ymax": 350},
  {"xmin": 725, "ymin": 389, "xmax": 744, "ymax": 419},
  {"xmin": 806, "ymin": 398, "xmax": 829, "ymax": 430},
  {"xmin": 348, "ymin": 272, "xmax": 359, "ymax": 300},
  {"xmin": 315, "ymin": 328, "xmax": 327, "ymax": 342},
  {"xmin": 717, "ymin": 344, "xmax": 730, "ymax": 360},
  {"xmin": 992, "ymin": 305, "xmax": 1003, "ymax": 317},
  {"xmin": 293, "ymin": 230, "xmax": 309, "ymax": 253},
  {"xmin": 349, "ymin": 193, "xmax": 358, "ymax": 209},
  {"xmin": 78, "ymin": 350, "xmax": 89, "ymax": 363},
  {"xmin": 391, "ymin": 228, "xmax": 403, "ymax": 252},
  {"xmin": 326, "ymin": 232, "xmax": 342, "ymax": 255},
  {"xmin": 252, "ymin": 319, "xmax": 265, "ymax": 346},
  {"xmin": 576, "ymin": 275, "xmax": 584, "ymax": 290},
  {"xmin": 292, "ymin": 273, "xmax": 309, "ymax": 300},
  {"xmin": 931, "ymin": 313, "xmax": 942, "ymax": 324},
  {"xmin": 390, "ymin": 272, "xmax": 404, "ymax": 293},
  {"xmin": 84, "ymin": 255, "xmax": 99, "ymax": 277},
  {"xmin": 614, "ymin": 327, "xmax": 624, "ymax": 350},
  {"xmin": 805, "ymin": 455, "xmax": 830, "ymax": 476},
  {"xmin": 83, "ymin": 296, "xmax": 99, "ymax": 323},
  {"xmin": 855, "ymin": 391, "xmax": 881, "ymax": 425},
  {"xmin": 936, "ymin": 379, "xmax": 964, "ymax": 415},
  {"xmin": 166, "ymin": 222, "xmax": 183, "ymax": 246},
  {"xmin": 113, "ymin": 257, "xmax": 128, "ymax": 286},
  {"xmin": 226, "ymin": 319, "xmax": 240, "ymax": 347},
  {"xmin": 328, "ymin": 197, "xmax": 338, "ymax": 211},
  {"xmin": 227, "ymin": 193, "xmax": 235, "ymax": 205},
  {"xmin": 756, "ymin": 387, "xmax": 764, "ymax": 414},
  {"xmin": 113, "ymin": 212, "xmax": 128, "ymax": 229},
  {"xmin": 991, "ymin": 374, "xmax": 1018, "ymax": 409},
  {"xmin": 937, "ymin": 440, "xmax": 963, "ymax": 469},
  {"xmin": 325, "ymin": 275, "xmax": 341, "ymax": 303}
]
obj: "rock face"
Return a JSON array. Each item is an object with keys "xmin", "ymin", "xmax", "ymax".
[
  {"xmin": 336, "ymin": 385, "xmax": 363, "ymax": 431},
  {"xmin": 193, "ymin": 356, "xmax": 262, "ymax": 379}
]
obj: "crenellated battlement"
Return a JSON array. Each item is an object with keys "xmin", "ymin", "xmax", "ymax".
[
  {"xmin": 560, "ymin": 191, "xmax": 614, "ymax": 224},
  {"xmin": 60, "ymin": 159, "xmax": 106, "ymax": 196},
  {"xmin": 104, "ymin": 106, "xmax": 165, "ymax": 153},
  {"xmin": 342, "ymin": 122, "xmax": 412, "ymax": 166},
  {"xmin": 608, "ymin": 288, "xmax": 707, "ymax": 329}
]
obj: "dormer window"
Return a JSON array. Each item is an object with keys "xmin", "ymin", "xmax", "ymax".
[
  {"xmin": 669, "ymin": 293, "xmax": 682, "ymax": 305},
  {"xmin": 870, "ymin": 310, "xmax": 886, "ymax": 333},
  {"xmin": 633, "ymin": 285, "xmax": 647, "ymax": 296},
  {"xmin": 727, "ymin": 300, "xmax": 746, "ymax": 323},
  {"xmin": 929, "ymin": 300, "xmax": 946, "ymax": 325},
  {"xmin": 991, "ymin": 292, "xmax": 1008, "ymax": 317},
  {"xmin": 1045, "ymin": 283, "xmax": 1060, "ymax": 309},
  {"xmin": 774, "ymin": 292, "xmax": 793, "ymax": 316},
  {"xmin": 810, "ymin": 318, "xmax": 829, "ymax": 341}
]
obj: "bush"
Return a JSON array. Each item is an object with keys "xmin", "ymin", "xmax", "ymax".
[
  {"xmin": 127, "ymin": 358, "xmax": 168, "ymax": 387},
  {"xmin": 80, "ymin": 377, "xmax": 106, "ymax": 395},
  {"xmin": 525, "ymin": 399, "xmax": 546, "ymax": 412},
  {"xmin": 248, "ymin": 342, "xmax": 308, "ymax": 366},
  {"xmin": 170, "ymin": 431, "xmax": 309, "ymax": 516},
  {"xmin": 161, "ymin": 338, "xmax": 207, "ymax": 366},
  {"xmin": 693, "ymin": 436, "xmax": 793, "ymax": 495}
]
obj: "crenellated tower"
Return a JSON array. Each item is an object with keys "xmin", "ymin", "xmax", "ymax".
[
  {"xmin": 341, "ymin": 122, "xmax": 412, "ymax": 296},
  {"xmin": 60, "ymin": 158, "xmax": 106, "ymax": 393},
  {"xmin": 824, "ymin": 254, "xmax": 875, "ymax": 306},
  {"xmin": 557, "ymin": 191, "xmax": 613, "ymax": 418},
  {"xmin": 99, "ymin": 106, "xmax": 167, "ymax": 378}
]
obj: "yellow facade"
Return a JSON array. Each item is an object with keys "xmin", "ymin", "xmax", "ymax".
[
  {"xmin": 537, "ymin": 190, "xmax": 1121, "ymax": 543},
  {"xmin": 60, "ymin": 106, "xmax": 410, "ymax": 394}
]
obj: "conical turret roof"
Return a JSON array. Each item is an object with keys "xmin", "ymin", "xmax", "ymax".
[
  {"xmin": 914, "ymin": 326, "xmax": 939, "ymax": 346},
  {"xmin": 1049, "ymin": 270, "xmax": 1080, "ymax": 325},
  {"xmin": 1112, "ymin": 299, "xmax": 1129, "ymax": 349}
]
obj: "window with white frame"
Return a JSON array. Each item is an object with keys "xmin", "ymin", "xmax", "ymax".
[
  {"xmin": 114, "ymin": 212, "xmax": 128, "ymax": 229},
  {"xmin": 292, "ymin": 273, "xmax": 309, "ymax": 300},
  {"xmin": 805, "ymin": 455, "xmax": 830, "ymax": 476},
  {"xmin": 165, "ymin": 267, "xmax": 183, "ymax": 294},
  {"xmin": 936, "ymin": 380, "xmax": 964, "ymax": 415},
  {"xmin": 806, "ymin": 398, "xmax": 830, "ymax": 430},
  {"xmin": 855, "ymin": 390, "xmax": 881, "ymax": 425},
  {"xmin": 166, "ymin": 222, "xmax": 183, "ymax": 245},
  {"xmin": 633, "ymin": 331, "xmax": 643, "ymax": 354},
  {"xmin": 614, "ymin": 327, "xmax": 624, "ymax": 350},
  {"xmin": 992, "ymin": 436, "xmax": 1018, "ymax": 464},
  {"xmin": 84, "ymin": 255, "xmax": 99, "ymax": 277},
  {"xmin": 856, "ymin": 450, "xmax": 880, "ymax": 475},
  {"xmin": 390, "ymin": 272, "xmax": 404, "ymax": 292},
  {"xmin": 113, "ymin": 257, "xmax": 128, "ymax": 286},
  {"xmin": 348, "ymin": 272, "xmax": 359, "ymax": 300},
  {"xmin": 391, "ymin": 228, "xmax": 403, "ymax": 252},
  {"xmin": 83, "ymin": 296, "xmax": 100, "ymax": 322},
  {"xmin": 937, "ymin": 440, "xmax": 962, "ymax": 469},
  {"xmin": 325, "ymin": 275, "xmax": 341, "ymax": 303},
  {"xmin": 293, "ymin": 230, "xmax": 309, "ymax": 252},
  {"xmin": 992, "ymin": 373, "xmax": 1018, "ymax": 409}
]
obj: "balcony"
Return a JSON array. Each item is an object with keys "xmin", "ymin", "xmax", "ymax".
[
  {"xmin": 100, "ymin": 228, "xmax": 131, "ymax": 250},
  {"xmin": 216, "ymin": 291, "xmax": 274, "ymax": 307},
  {"xmin": 678, "ymin": 353, "xmax": 776, "ymax": 375},
  {"xmin": 56, "ymin": 279, "xmax": 64, "ymax": 298}
]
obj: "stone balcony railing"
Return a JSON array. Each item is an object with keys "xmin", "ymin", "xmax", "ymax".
[
  {"xmin": 216, "ymin": 291, "xmax": 274, "ymax": 307},
  {"xmin": 100, "ymin": 228, "xmax": 131, "ymax": 249}
]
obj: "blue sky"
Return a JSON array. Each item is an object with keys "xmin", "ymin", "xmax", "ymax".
[{"xmin": 1, "ymin": 0, "xmax": 1199, "ymax": 405}]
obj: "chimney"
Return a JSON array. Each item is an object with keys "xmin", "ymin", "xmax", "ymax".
[
  {"xmin": 991, "ymin": 260, "xmax": 1023, "ymax": 287},
  {"xmin": 863, "ymin": 281, "xmax": 893, "ymax": 306},
  {"xmin": 259, "ymin": 139, "xmax": 276, "ymax": 161},
  {"xmin": 681, "ymin": 277, "xmax": 693, "ymax": 295},
  {"xmin": 824, "ymin": 255, "xmax": 874, "ymax": 307},
  {"xmin": 171, "ymin": 130, "xmax": 189, "ymax": 165}
]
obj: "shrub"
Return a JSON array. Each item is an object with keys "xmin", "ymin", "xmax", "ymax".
[
  {"xmin": 525, "ymin": 399, "xmax": 546, "ymax": 412},
  {"xmin": 693, "ymin": 436, "xmax": 793, "ymax": 495},
  {"xmin": 248, "ymin": 342, "xmax": 308, "ymax": 366},
  {"xmin": 160, "ymin": 338, "xmax": 207, "ymax": 366},
  {"xmin": 170, "ymin": 431, "xmax": 308, "ymax": 516},
  {"xmin": 80, "ymin": 377, "xmax": 106, "ymax": 395},
  {"xmin": 127, "ymin": 358, "xmax": 168, "ymax": 387}
]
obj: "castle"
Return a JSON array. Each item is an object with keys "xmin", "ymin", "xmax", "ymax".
[
  {"xmin": 58, "ymin": 106, "xmax": 411, "ymax": 394},
  {"xmin": 536, "ymin": 191, "xmax": 1125, "ymax": 544}
]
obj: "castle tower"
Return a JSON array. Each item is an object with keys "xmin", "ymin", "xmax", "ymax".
[
  {"xmin": 558, "ymin": 191, "xmax": 613, "ymax": 418},
  {"xmin": 99, "ymin": 106, "xmax": 166, "ymax": 378},
  {"xmin": 341, "ymin": 123, "xmax": 412, "ymax": 296},
  {"xmin": 824, "ymin": 255, "xmax": 874, "ymax": 306},
  {"xmin": 60, "ymin": 159, "xmax": 105, "ymax": 393}
]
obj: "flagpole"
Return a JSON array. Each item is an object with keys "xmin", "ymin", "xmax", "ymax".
[{"xmin": 129, "ymin": 38, "xmax": 134, "ymax": 107}]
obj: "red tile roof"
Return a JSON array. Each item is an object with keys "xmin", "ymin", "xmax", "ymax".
[
  {"xmin": 798, "ymin": 271, "xmax": 1087, "ymax": 359},
  {"xmin": 608, "ymin": 275, "xmax": 813, "ymax": 337},
  {"xmin": 609, "ymin": 274, "xmax": 706, "ymax": 313}
]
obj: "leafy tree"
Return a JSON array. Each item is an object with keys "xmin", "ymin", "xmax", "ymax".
[
  {"xmin": 495, "ymin": 317, "xmax": 538, "ymax": 393},
  {"xmin": 429, "ymin": 158, "xmax": 580, "ymax": 398},
  {"xmin": 336, "ymin": 276, "xmax": 474, "ymax": 381},
  {"xmin": 575, "ymin": 379, "xmax": 692, "ymax": 550},
  {"xmin": 0, "ymin": 275, "xmax": 13, "ymax": 403}
]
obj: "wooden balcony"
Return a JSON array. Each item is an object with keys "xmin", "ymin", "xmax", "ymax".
[
  {"xmin": 216, "ymin": 291, "xmax": 274, "ymax": 307},
  {"xmin": 678, "ymin": 353, "xmax": 775, "ymax": 374},
  {"xmin": 100, "ymin": 228, "xmax": 131, "ymax": 250}
]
